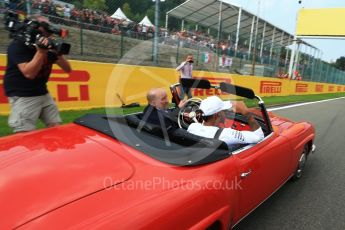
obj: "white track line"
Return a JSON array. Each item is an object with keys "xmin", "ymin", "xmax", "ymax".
[{"xmin": 267, "ymin": 97, "xmax": 345, "ymax": 112}]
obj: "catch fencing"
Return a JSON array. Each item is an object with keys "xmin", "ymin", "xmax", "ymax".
[{"xmin": 0, "ymin": 2, "xmax": 344, "ymax": 84}]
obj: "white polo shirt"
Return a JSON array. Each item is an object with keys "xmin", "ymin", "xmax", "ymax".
[
  {"xmin": 187, "ymin": 123, "xmax": 264, "ymax": 146},
  {"xmin": 176, "ymin": 61, "xmax": 193, "ymax": 79}
]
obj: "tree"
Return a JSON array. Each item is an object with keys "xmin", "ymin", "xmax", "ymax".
[
  {"xmin": 83, "ymin": 0, "xmax": 107, "ymax": 11},
  {"xmin": 146, "ymin": 7, "xmax": 155, "ymax": 23},
  {"xmin": 122, "ymin": 3, "xmax": 133, "ymax": 19},
  {"xmin": 69, "ymin": 0, "xmax": 83, "ymax": 8},
  {"xmin": 334, "ymin": 56, "xmax": 345, "ymax": 71},
  {"xmin": 105, "ymin": 0, "xmax": 122, "ymax": 14}
]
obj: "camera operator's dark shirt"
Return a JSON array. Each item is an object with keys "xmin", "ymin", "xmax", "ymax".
[{"xmin": 4, "ymin": 40, "xmax": 58, "ymax": 97}]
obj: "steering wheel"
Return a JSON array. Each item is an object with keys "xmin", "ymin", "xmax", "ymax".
[{"xmin": 178, "ymin": 97, "xmax": 203, "ymax": 128}]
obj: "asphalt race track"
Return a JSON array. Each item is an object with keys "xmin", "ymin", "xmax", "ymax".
[{"xmin": 234, "ymin": 97, "xmax": 345, "ymax": 230}]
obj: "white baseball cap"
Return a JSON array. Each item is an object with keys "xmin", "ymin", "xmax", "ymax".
[{"xmin": 199, "ymin": 96, "xmax": 232, "ymax": 116}]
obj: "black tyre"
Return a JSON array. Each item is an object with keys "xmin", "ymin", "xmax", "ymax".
[{"xmin": 291, "ymin": 145, "xmax": 309, "ymax": 181}]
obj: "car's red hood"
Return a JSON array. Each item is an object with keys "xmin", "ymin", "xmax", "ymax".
[{"xmin": 0, "ymin": 125, "xmax": 134, "ymax": 228}]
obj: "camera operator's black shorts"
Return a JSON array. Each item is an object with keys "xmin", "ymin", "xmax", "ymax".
[{"xmin": 8, "ymin": 94, "xmax": 61, "ymax": 132}]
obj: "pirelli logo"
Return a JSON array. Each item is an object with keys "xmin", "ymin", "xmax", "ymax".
[
  {"xmin": 0, "ymin": 66, "xmax": 91, "ymax": 104},
  {"xmin": 328, "ymin": 85, "xmax": 335, "ymax": 92},
  {"xmin": 337, "ymin": 86, "xmax": 342, "ymax": 92},
  {"xmin": 192, "ymin": 77, "xmax": 231, "ymax": 97},
  {"xmin": 260, "ymin": 81, "xmax": 282, "ymax": 94},
  {"xmin": 295, "ymin": 83, "xmax": 308, "ymax": 93},
  {"xmin": 315, "ymin": 85, "xmax": 324, "ymax": 92}
]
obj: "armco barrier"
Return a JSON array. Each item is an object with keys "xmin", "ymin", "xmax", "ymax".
[{"xmin": 0, "ymin": 54, "xmax": 344, "ymax": 115}]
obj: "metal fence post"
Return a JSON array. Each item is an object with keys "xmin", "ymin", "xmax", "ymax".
[
  {"xmin": 327, "ymin": 65, "xmax": 331, "ymax": 83},
  {"xmin": 317, "ymin": 59, "xmax": 322, "ymax": 82},
  {"xmin": 120, "ymin": 31, "xmax": 124, "ymax": 58},
  {"xmin": 196, "ymin": 42, "xmax": 200, "ymax": 67},
  {"xmin": 240, "ymin": 56, "xmax": 243, "ymax": 70},
  {"xmin": 176, "ymin": 38, "xmax": 180, "ymax": 64},
  {"xmin": 339, "ymin": 71, "xmax": 342, "ymax": 84},
  {"xmin": 319, "ymin": 62, "xmax": 323, "ymax": 82},
  {"xmin": 274, "ymin": 46, "xmax": 281, "ymax": 77},
  {"xmin": 80, "ymin": 27, "xmax": 83, "ymax": 55},
  {"xmin": 310, "ymin": 56, "xmax": 315, "ymax": 82},
  {"xmin": 214, "ymin": 49, "xmax": 218, "ymax": 72}
]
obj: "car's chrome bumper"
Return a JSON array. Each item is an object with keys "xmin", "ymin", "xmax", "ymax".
[{"xmin": 312, "ymin": 144, "xmax": 316, "ymax": 153}]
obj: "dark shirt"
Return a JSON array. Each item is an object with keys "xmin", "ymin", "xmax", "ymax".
[
  {"xmin": 4, "ymin": 40, "xmax": 58, "ymax": 97},
  {"xmin": 142, "ymin": 105, "xmax": 179, "ymax": 131}
]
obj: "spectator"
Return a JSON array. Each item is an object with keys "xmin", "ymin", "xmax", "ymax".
[
  {"xmin": 55, "ymin": 4, "xmax": 63, "ymax": 17},
  {"xmin": 142, "ymin": 88, "xmax": 186, "ymax": 131},
  {"xmin": 141, "ymin": 25, "xmax": 147, "ymax": 40},
  {"xmin": 176, "ymin": 54, "xmax": 194, "ymax": 99},
  {"xmin": 64, "ymin": 4, "xmax": 71, "ymax": 19}
]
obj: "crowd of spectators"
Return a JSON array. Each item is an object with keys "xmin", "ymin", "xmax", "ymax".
[
  {"xmin": 163, "ymin": 29, "xmax": 254, "ymax": 59},
  {"xmin": 163, "ymin": 29, "xmax": 286, "ymax": 66},
  {"xmin": 31, "ymin": 0, "xmax": 134, "ymax": 34},
  {"xmin": 1, "ymin": 0, "xmax": 255, "ymax": 54},
  {"xmin": 2, "ymin": 0, "xmax": 156, "ymax": 38},
  {"xmin": 2, "ymin": 0, "xmax": 283, "ymax": 67}
]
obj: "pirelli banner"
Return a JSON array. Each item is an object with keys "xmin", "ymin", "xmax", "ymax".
[
  {"xmin": 297, "ymin": 8, "xmax": 345, "ymax": 37},
  {"xmin": 0, "ymin": 54, "xmax": 344, "ymax": 115}
]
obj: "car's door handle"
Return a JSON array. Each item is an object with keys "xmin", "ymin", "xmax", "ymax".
[{"xmin": 240, "ymin": 169, "xmax": 252, "ymax": 179}]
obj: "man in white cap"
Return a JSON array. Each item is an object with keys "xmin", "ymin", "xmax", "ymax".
[{"xmin": 187, "ymin": 96, "xmax": 264, "ymax": 146}]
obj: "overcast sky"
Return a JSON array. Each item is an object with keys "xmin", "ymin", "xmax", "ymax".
[{"xmin": 224, "ymin": 0, "xmax": 345, "ymax": 62}]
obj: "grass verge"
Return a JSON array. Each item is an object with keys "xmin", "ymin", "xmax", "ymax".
[{"xmin": 1, "ymin": 92, "xmax": 345, "ymax": 137}]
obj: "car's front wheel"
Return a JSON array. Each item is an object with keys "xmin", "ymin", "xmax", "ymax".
[{"xmin": 291, "ymin": 145, "xmax": 309, "ymax": 181}]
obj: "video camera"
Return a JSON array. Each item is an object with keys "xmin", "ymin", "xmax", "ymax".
[{"xmin": 4, "ymin": 11, "xmax": 71, "ymax": 55}]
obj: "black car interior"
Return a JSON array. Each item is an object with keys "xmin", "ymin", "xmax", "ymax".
[
  {"xmin": 75, "ymin": 114, "xmax": 233, "ymax": 166},
  {"xmin": 75, "ymin": 81, "xmax": 271, "ymax": 166}
]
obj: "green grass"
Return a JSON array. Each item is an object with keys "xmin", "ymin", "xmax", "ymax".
[
  {"xmin": 1, "ymin": 92, "xmax": 345, "ymax": 137},
  {"xmin": 244, "ymin": 92, "xmax": 345, "ymax": 108},
  {"xmin": 0, "ymin": 106, "xmax": 145, "ymax": 138}
]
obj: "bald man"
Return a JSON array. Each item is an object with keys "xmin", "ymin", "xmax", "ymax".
[{"xmin": 142, "ymin": 88, "xmax": 186, "ymax": 130}]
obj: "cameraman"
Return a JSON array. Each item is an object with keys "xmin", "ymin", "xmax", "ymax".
[
  {"xmin": 4, "ymin": 15, "xmax": 71, "ymax": 133},
  {"xmin": 176, "ymin": 54, "xmax": 194, "ymax": 99}
]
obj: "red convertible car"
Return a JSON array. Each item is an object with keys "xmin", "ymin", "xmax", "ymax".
[{"xmin": 0, "ymin": 80, "xmax": 315, "ymax": 229}]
